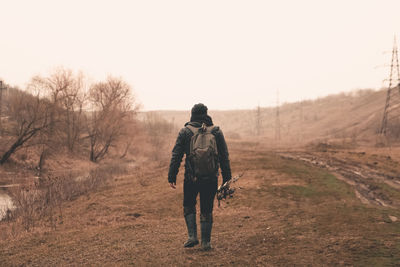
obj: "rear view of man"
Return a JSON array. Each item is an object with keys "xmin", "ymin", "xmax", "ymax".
[{"xmin": 168, "ymin": 103, "xmax": 231, "ymax": 250}]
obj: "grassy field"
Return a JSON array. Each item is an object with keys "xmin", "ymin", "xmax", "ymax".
[{"xmin": 0, "ymin": 141, "xmax": 399, "ymax": 266}]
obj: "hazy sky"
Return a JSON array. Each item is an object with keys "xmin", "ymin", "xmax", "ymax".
[{"xmin": 1, "ymin": 0, "xmax": 400, "ymax": 110}]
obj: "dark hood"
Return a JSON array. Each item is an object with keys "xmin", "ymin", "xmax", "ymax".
[{"xmin": 185, "ymin": 114, "xmax": 214, "ymax": 127}]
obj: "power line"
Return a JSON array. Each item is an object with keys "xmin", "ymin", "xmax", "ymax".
[{"xmin": 380, "ymin": 36, "xmax": 400, "ymax": 136}]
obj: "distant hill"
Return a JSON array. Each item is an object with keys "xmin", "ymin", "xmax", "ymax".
[{"xmin": 143, "ymin": 88, "xmax": 399, "ymax": 147}]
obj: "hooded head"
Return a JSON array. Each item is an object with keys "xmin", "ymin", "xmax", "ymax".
[
  {"xmin": 189, "ymin": 103, "xmax": 213, "ymax": 126},
  {"xmin": 191, "ymin": 103, "xmax": 208, "ymax": 117}
]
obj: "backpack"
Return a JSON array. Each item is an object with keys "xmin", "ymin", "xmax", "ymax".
[{"xmin": 186, "ymin": 123, "xmax": 219, "ymax": 179}]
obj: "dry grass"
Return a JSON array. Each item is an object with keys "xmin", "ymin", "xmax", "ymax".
[
  {"xmin": 0, "ymin": 140, "xmax": 399, "ymax": 266},
  {"xmin": 1, "ymin": 161, "xmax": 128, "ymax": 237}
]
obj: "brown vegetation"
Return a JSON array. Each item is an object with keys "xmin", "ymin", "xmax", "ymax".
[
  {"xmin": 0, "ymin": 67, "xmax": 176, "ymax": 238},
  {"xmin": 0, "ymin": 68, "xmax": 139, "ymax": 167},
  {"xmin": 0, "ymin": 141, "xmax": 399, "ymax": 266},
  {"xmin": 6, "ymin": 164, "xmax": 122, "ymax": 233}
]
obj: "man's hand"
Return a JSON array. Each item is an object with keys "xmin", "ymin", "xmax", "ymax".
[{"xmin": 169, "ymin": 182, "xmax": 176, "ymax": 189}]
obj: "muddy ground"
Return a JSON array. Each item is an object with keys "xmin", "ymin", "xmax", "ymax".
[{"xmin": 0, "ymin": 141, "xmax": 399, "ymax": 266}]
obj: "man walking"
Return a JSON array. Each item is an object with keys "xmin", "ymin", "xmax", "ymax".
[{"xmin": 168, "ymin": 103, "xmax": 231, "ymax": 250}]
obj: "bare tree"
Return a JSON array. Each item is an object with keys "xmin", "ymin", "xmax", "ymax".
[
  {"xmin": 58, "ymin": 72, "xmax": 85, "ymax": 152},
  {"xmin": 86, "ymin": 77, "xmax": 136, "ymax": 162},
  {"xmin": 29, "ymin": 68, "xmax": 86, "ymax": 152},
  {"xmin": 0, "ymin": 90, "xmax": 50, "ymax": 164},
  {"xmin": 0, "ymin": 71, "xmax": 138, "ymax": 165}
]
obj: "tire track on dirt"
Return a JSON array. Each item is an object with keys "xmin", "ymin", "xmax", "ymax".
[{"xmin": 278, "ymin": 151, "xmax": 400, "ymax": 208}]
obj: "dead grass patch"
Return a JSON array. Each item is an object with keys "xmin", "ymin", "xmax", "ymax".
[{"xmin": 0, "ymin": 141, "xmax": 400, "ymax": 266}]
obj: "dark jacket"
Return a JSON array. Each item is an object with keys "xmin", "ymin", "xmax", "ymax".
[{"xmin": 168, "ymin": 121, "xmax": 232, "ymax": 184}]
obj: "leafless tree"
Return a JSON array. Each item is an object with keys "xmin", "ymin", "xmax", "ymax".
[
  {"xmin": 0, "ymin": 90, "xmax": 50, "ymax": 164},
  {"xmin": 87, "ymin": 76, "xmax": 136, "ymax": 162},
  {"xmin": 29, "ymin": 68, "xmax": 86, "ymax": 152}
]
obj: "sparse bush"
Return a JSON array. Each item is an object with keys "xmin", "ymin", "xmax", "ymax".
[
  {"xmin": 6, "ymin": 163, "xmax": 118, "ymax": 233},
  {"xmin": 9, "ymin": 186, "xmax": 45, "ymax": 231},
  {"xmin": 144, "ymin": 112, "xmax": 176, "ymax": 161}
]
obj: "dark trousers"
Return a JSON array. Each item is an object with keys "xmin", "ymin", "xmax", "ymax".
[{"xmin": 183, "ymin": 177, "xmax": 218, "ymax": 219}]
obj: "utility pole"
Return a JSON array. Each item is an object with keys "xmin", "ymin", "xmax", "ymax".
[
  {"xmin": 299, "ymin": 100, "xmax": 304, "ymax": 142},
  {"xmin": 255, "ymin": 105, "xmax": 261, "ymax": 136},
  {"xmin": 0, "ymin": 80, "xmax": 4, "ymax": 135},
  {"xmin": 275, "ymin": 89, "xmax": 281, "ymax": 141},
  {"xmin": 380, "ymin": 36, "xmax": 400, "ymax": 135}
]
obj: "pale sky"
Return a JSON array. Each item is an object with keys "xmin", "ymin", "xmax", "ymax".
[{"xmin": 1, "ymin": 0, "xmax": 400, "ymax": 110}]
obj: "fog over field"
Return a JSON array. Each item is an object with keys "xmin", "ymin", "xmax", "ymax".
[{"xmin": 2, "ymin": 0, "xmax": 400, "ymax": 110}]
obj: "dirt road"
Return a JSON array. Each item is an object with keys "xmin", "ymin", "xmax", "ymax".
[
  {"xmin": 1, "ymin": 142, "xmax": 399, "ymax": 266},
  {"xmin": 279, "ymin": 149, "xmax": 400, "ymax": 208}
]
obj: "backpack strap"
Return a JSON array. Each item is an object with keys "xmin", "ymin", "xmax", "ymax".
[
  {"xmin": 206, "ymin": 126, "xmax": 215, "ymax": 133},
  {"xmin": 186, "ymin": 125, "xmax": 199, "ymax": 135},
  {"xmin": 186, "ymin": 125, "xmax": 215, "ymax": 134}
]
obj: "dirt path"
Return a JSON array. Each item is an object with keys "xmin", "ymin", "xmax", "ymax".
[
  {"xmin": 279, "ymin": 149, "xmax": 400, "ymax": 208},
  {"xmin": 0, "ymin": 143, "xmax": 399, "ymax": 266}
]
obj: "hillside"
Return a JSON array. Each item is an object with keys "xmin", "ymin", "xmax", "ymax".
[{"xmin": 150, "ymin": 89, "xmax": 392, "ymax": 146}]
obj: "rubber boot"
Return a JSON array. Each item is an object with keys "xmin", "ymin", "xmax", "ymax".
[
  {"xmin": 184, "ymin": 213, "xmax": 199, "ymax": 247},
  {"xmin": 200, "ymin": 213, "xmax": 213, "ymax": 251}
]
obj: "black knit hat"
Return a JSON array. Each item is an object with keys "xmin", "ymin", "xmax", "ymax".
[{"xmin": 191, "ymin": 103, "xmax": 208, "ymax": 116}]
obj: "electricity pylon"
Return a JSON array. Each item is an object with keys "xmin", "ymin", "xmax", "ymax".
[
  {"xmin": 380, "ymin": 36, "xmax": 400, "ymax": 135},
  {"xmin": 0, "ymin": 80, "xmax": 5, "ymax": 135}
]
